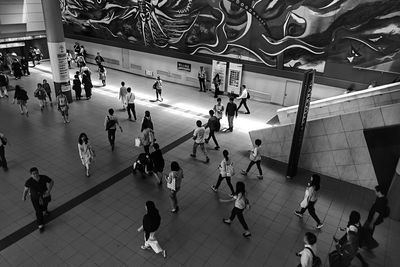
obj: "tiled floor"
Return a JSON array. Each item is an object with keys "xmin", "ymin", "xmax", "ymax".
[{"xmin": 0, "ymin": 61, "xmax": 398, "ymax": 266}]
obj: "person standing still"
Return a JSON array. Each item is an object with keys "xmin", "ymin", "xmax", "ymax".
[
  {"xmin": 0, "ymin": 132, "xmax": 8, "ymax": 171},
  {"xmin": 165, "ymin": 161, "xmax": 184, "ymax": 213},
  {"xmin": 22, "ymin": 167, "xmax": 54, "ymax": 232},
  {"xmin": 119, "ymin": 81, "xmax": 128, "ymax": 110},
  {"xmin": 225, "ymin": 97, "xmax": 237, "ymax": 132},
  {"xmin": 205, "ymin": 110, "xmax": 220, "ymax": 150},
  {"xmin": 241, "ymin": 139, "xmax": 263, "ymax": 179},
  {"xmin": 153, "ymin": 76, "xmax": 163, "ymax": 102},
  {"xmin": 198, "ymin": 66, "xmax": 206, "ymax": 92},
  {"xmin": 42, "ymin": 79, "xmax": 53, "ymax": 106},
  {"xmin": 190, "ymin": 120, "xmax": 210, "ymax": 163},
  {"xmin": 104, "ymin": 108, "xmax": 123, "ymax": 151},
  {"xmin": 126, "ymin": 87, "xmax": 137, "ymax": 121},
  {"xmin": 236, "ymin": 85, "xmax": 250, "ymax": 114},
  {"xmin": 295, "ymin": 174, "xmax": 324, "ymax": 229}
]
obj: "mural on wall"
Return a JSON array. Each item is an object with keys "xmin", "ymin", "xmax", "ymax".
[{"xmin": 61, "ymin": 0, "xmax": 400, "ymax": 73}]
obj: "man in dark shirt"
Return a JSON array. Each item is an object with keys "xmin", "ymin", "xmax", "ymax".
[
  {"xmin": 205, "ymin": 110, "xmax": 220, "ymax": 150},
  {"xmin": 225, "ymin": 97, "xmax": 238, "ymax": 132},
  {"xmin": 20, "ymin": 56, "xmax": 30, "ymax": 76},
  {"xmin": 367, "ymin": 185, "xmax": 388, "ymax": 235},
  {"xmin": 95, "ymin": 52, "xmax": 105, "ymax": 67},
  {"xmin": 22, "ymin": 167, "xmax": 54, "ymax": 232}
]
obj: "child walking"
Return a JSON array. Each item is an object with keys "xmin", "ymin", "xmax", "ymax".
[
  {"xmin": 241, "ymin": 139, "xmax": 263, "ymax": 179},
  {"xmin": 222, "ymin": 181, "xmax": 251, "ymax": 238}
]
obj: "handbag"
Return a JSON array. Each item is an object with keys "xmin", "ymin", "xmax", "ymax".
[
  {"xmin": 135, "ymin": 137, "xmax": 142, "ymax": 147},
  {"xmin": 300, "ymin": 189, "xmax": 310, "ymax": 208},
  {"xmin": 226, "ymin": 162, "xmax": 235, "ymax": 176},
  {"xmin": 166, "ymin": 173, "xmax": 176, "ymax": 190}
]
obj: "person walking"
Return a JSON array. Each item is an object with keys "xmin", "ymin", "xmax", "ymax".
[
  {"xmin": 99, "ymin": 65, "xmax": 107, "ymax": 86},
  {"xmin": 119, "ymin": 81, "xmax": 128, "ymax": 110},
  {"xmin": 72, "ymin": 74, "xmax": 82, "ymax": 100},
  {"xmin": 165, "ymin": 161, "xmax": 184, "ymax": 213},
  {"xmin": 213, "ymin": 97, "xmax": 224, "ymax": 121},
  {"xmin": 78, "ymin": 133, "xmax": 95, "ymax": 177},
  {"xmin": 22, "ymin": 167, "xmax": 54, "ymax": 232},
  {"xmin": 366, "ymin": 185, "xmax": 389, "ymax": 236},
  {"xmin": 137, "ymin": 201, "xmax": 167, "ymax": 258},
  {"xmin": 57, "ymin": 93, "xmax": 70, "ymax": 123},
  {"xmin": 12, "ymin": 59, "xmax": 22, "ymax": 79},
  {"xmin": 236, "ymin": 84, "xmax": 250, "ymax": 114},
  {"xmin": 222, "ymin": 181, "xmax": 251, "ymax": 238},
  {"xmin": 205, "ymin": 110, "xmax": 220, "ymax": 150},
  {"xmin": 190, "ymin": 120, "xmax": 210, "ymax": 163},
  {"xmin": 333, "ymin": 210, "xmax": 369, "ymax": 267},
  {"xmin": 0, "ymin": 72, "xmax": 9, "ymax": 98},
  {"xmin": 294, "ymin": 174, "xmax": 324, "ymax": 229},
  {"xmin": 13, "ymin": 85, "xmax": 29, "ymax": 116},
  {"xmin": 153, "ymin": 76, "xmax": 163, "ymax": 102},
  {"xmin": 141, "ymin": 110, "xmax": 154, "ymax": 132},
  {"xmin": 211, "ymin": 150, "xmax": 235, "ymax": 196},
  {"xmin": 33, "ymin": 83, "xmax": 47, "ymax": 111},
  {"xmin": 20, "ymin": 56, "xmax": 30, "ymax": 76},
  {"xmin": 150, "ymin": 143, "xmax": 165, "ymax": 185},
  {"xmin": 95, "ymin": 52, "xmax": 105, "ymax": 68},
  {"xmin": 82, "ymin": 69, "xmax": 93, "ymax": 99},
  {"xmin": 295, "ymin": 232, "xmax": 321, "ymax": 267},
  {"xmin": 198, "ymin": 66, "xmax": 207, "ymax": 92},
  {"xmin": 126, "ymin": 87, "xmax": 137, "ymax": 121},
  {"xmin": 104, "ymin": 108, "xmax": 123, "ymax": 151},
  {"xmin": 225, "ymin": 97, "xmax": 237, "ymax": 132},
  {"xmin": 213, "ymin": 73, "xmax": 221, "ymax": 98},
  {"xmin": 0, "ymin": 132, "xmax": 8, "ymax": 171},
  {"xmin": 42, "ymin": 79, "xmax": 53, "ymax": 106},
  {"xmin": 76, "ymin": 55, "xmax": 85, "ymax": 72},
  {"xmin": 241, "ymin": 139, "xmax": 263, "ymax": 179}
]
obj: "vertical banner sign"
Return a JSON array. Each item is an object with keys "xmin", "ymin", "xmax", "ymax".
[
  {"xmin": 47, "ymin": 42, "xmax": 72, "ymax": 98},
  {"xmin": 227, "ymin": 63, "xmax": 243, "ymax": 95},
  {"xmin": 211, "ymin": 60, "xmax": 227, "ymax": 92},
  {"xmin": 286, "ymin": 69, "xmax": 315, "ymax": 178}
]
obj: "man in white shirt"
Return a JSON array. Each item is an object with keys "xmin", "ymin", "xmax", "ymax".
[
  {"xmin": 296, "ymin": 232, "xmax": 318, "ymax": 267},
  {"xmin": 190, "ymin": 120, "xmax": 209, "ymax": 163},
  {"xmin": 198, "ymin": 66, "xmax": 207, "ymax": 92},
  {"xmin": 119, "ymin": 81, "xmax": 128, "ymax": 110},
  {"xmin": 236, "ymin": 84, "xmax": 250, "ymax": 114},
  {"xmin": 126, "ymin": 87, "xmax": 136, "ymax": 121}
]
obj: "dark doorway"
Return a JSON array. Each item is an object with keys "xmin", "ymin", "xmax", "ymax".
[{"xmin": 364, "ymin": 125, "xmax": 400, "ymax": 193}]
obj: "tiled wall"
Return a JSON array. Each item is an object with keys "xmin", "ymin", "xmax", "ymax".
[{"xmin": 250, "ymin": 103, "xmax": 400, "ymax": 189}]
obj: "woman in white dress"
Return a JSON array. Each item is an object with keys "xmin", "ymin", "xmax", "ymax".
[{"xmin": 78, "ymin": 133, "xmax": 95, "ymax": 177}]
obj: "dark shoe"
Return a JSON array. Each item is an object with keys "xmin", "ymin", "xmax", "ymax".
[
  {"xmin": 245, "ymin": 112, "xmax": 250, "ymax": 114},
  {"xmin": 190, "ymin": 154, "xmax": 196, "ymax": 158},
  {"xmin": 294, "ymin": 211, "xmax": 303, "ymax": 218},
  {"xmin": 215, "ymin": 146, "xmax": 220, "ymax": 150},
  {"xmin": 205, "ymin": 157, "xmax": 210, "ymax": 163}
]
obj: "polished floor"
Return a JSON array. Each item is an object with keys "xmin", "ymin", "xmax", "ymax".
[{"xmin": 0, "ymin": 62, "xmax": 398, "ymax": 266}]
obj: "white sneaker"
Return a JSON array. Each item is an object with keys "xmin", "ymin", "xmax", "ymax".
[
  {"xmin": 316, "ymin": 223, "xmax": 324, "ymax": 229},
  {"xmin": 162, "ymin": 250, "xmax": 167, "ymax": 258},
  {"xmin": 211, "ymin": 185, "xmax": 218, "ymax": 192}
]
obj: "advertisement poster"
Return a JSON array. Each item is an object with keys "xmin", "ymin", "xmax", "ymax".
[
  {"xmin": 177, "ymin": 62, "xmax": 191, "ymax": 72},
  {"xmin": 227, "ymin": 63, "xmax": 243, "ymax": 95},
  {"xmin": 47, "ymin": 42, "xmax": 69, "ymax": 83},
  {"xmin": 211, "ymin": 60, "xmax": 227, "ymax": 92}
]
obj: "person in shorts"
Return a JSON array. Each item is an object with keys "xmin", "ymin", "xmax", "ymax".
[{"xmin": 57, "ymin": 93, "xmax": 69, "ymax": 123}]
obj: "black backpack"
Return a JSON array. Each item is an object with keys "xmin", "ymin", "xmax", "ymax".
[
  {"xmin": 305, "ymin": 247, "xmax": 322, "ymax": 267},
  {"xmin": 105, "ymin": 116, "xmax": 117, "ymax": 131}
]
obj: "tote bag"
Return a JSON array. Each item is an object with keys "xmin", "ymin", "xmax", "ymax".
[{"xmin": 135, "ymin": 137, "xmax": 142, "ymax": 147}]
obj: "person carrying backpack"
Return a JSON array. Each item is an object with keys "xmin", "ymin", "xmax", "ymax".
[
  {"xmin": 296, "ymin": 232, "xmax": 321, "ymax": 267},
  {"xmin": 104, "ymin": 108, "xmax": 123, "ymax": 151},
  {"xmin": 33, "ymin": 83, "xmax": 47, "ymax": 111}
]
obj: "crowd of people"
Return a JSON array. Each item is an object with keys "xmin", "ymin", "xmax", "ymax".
[{"xmin": 0, "ymin": 54, "xmax": 392, "ymax": 266}]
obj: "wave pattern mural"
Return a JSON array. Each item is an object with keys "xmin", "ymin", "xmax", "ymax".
[{"xmin": 61, "ymin": 0, "xmax": 400, "ymax": 73}]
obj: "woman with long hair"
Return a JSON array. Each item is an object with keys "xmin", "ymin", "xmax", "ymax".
[
  {"xmin": 222, "ymin": 181, "xmax": 251, "ymax": 238},
  {"xmin": 137, "ymin": 201, "xmax": 166, "ymax": 258},
  {"xmin": 165, "ymin": 161, "xmax": 184, "ymax": 213},
  {"xmin": 295, "ymin": 174, "xmax": 324, "ymax": 229},
  {"xmin": 213, "ymin": 73, "xmax": 221, "ymax": 98},
  {"xmin": 77, "ymin": 133, "xmax": 95, "ymax": 177},
  {"xmin": 141, "ymin": 110, "xmax": 155, "ymax": 154},
  {"xmin": 211, "ymin": 150, "xmax": 235, "ymax": 196}
]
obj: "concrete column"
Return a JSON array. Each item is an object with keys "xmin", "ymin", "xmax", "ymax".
[{"xmin": 41, "ymin": 0, "xmax": 72, "ymax": 102}]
